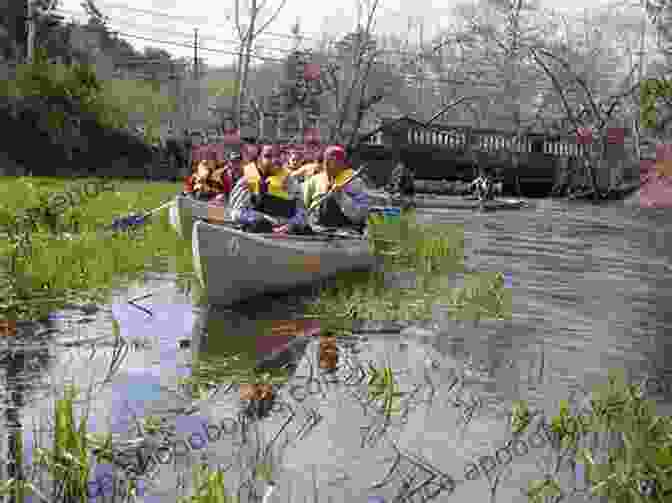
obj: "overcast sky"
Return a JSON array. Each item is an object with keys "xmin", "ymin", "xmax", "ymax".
[{"xmin": 56, "ymin": 0, "xmax": 633, "ymax": 70}]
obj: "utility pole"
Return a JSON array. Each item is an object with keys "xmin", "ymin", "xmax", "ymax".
[
  {"xmin": 418, "ymin": 19, "xmax": 424, "ymax": 109},
  {"xmin": 193, "ymin": 28, "xmax": 199, "ymax": 131},
  {"xmin": 26, "ymin": 0, "xmax": 35, "ymax": 63},
  {"xmin": 193, "ymin": 28, "xmax": 199, "ymax": 79}
]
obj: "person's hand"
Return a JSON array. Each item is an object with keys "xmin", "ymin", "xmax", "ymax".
[
  {"xmin": 273, "ymin": 224, "xmax": 289, "ymax": 234},
  {"xmin": 258, "ymin": 177, "xmax": 269, "ymax": 194}
]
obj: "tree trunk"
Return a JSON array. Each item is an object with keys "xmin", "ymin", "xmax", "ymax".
[
  {"xmin": 232, "ymin": 35, "xmax": 246, "ymax": 129},
  {"xmin": 238, "ymin": 4, "xmax": 257, "ymax": 132}
]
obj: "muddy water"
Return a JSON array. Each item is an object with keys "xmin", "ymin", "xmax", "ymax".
[{"xmin": 1, "ymin": 197, "xmax": 671, "ymax": 502}]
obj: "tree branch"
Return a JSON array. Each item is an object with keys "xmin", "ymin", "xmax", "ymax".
[
  {"xmin": 254, "ymin": 0, "xmax": 288, "ymax": 38},
  {"xmin": 234, "ymin": 0, "xmax": 243, "ymax": 41},
  {"xmin": 527, "ymin": 46, "xmax": 582, "ymax": 132},
  {"xmin": 532, "ymin": 46, "xmax": 601, "ymax": 126}
]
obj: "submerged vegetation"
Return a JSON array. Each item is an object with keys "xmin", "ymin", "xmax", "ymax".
[{"xmin": 307, "ymin": 210, "xmax": 511, "ymax": 330}]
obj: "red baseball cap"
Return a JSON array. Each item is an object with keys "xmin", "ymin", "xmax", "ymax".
[{"xmin": 324, "ymin": 145, "xmax": 346, "ymax": 162}]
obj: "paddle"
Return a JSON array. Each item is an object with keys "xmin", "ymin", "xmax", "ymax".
[
  {"xmin": 105, "ymin": 198, "xmax": 175, "ymax": 233},
  {"xmin": 306, "ymin": 163, "xmax": 369, "ymax": 218},
  {"xmin": 110, "ymin": 161, "xmax": 239, "ymax": 233}
]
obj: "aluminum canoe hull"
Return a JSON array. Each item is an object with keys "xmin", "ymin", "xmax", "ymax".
[{"xmin": 192, "ymin": 220, "xmax": 375, "ymax": 306}]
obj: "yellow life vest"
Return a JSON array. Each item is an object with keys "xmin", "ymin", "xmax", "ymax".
[
  {"xmin": 312, "ymin": 168, "xmax": 354, "ymax": 196},
  {"xmin": 246, "ymin": 166, "xmax": 291, "ymax": 200},
  {"xmin": 245, "ymin": 165, "xmax": 296, "ymax": 219}
]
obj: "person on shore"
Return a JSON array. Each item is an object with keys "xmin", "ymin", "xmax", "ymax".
[
  {"xmin": 470, "ymin": 169, "xmax": 494, "ymax": 201},
  {"xmin": 228, "ymin": 144, "xmax": 309, "ymax": 233},
  {"xmin": 388, "ymin": 162, "xmax": 415, "ymax": 198},
  {"xmin": 303, "ymin": 145, "xmax": 370, "ymax": 231}
]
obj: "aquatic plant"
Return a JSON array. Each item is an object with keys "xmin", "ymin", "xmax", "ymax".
[
  {"xmin": 178, "ymin": 464, "xmax": 239, "ymax": 503},
  {"xmin": 307, "ymin": 215, "xmax": 508, "ymax": 326},
  {"xmin": 0, "ymin": 178, "xmax": 191, "ymax": 321},
  {"xmin": 518, "ymin": 369, "xmax": 672, "ymax": 503},
  {"xmin": 366, "ymin": 361, "xmax": 404, "ymax": 420},
  {"xmin": 31, "ymin": 385, "xmax": 92, "ymax": 503}
]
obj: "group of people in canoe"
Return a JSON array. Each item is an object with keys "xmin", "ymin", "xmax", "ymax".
[{"xmin": 183, "ymin": 144, "xmax": 370, "ymax": 234}]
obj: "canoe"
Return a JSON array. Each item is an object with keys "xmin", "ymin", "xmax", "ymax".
[
  {"xmin": 169, "ymin": 194, "xmax": 227, "ymax": 238},
  {"xmin": 365, "ymin": 189, "xmax": 396, "ymax": 207},
  {"xmin": 397, "ymin": 195, "xmax": 528, "ymax": 210},
  {"xmin": 192, "ymin": 220, "xmax": 375, "ymax": 306}
]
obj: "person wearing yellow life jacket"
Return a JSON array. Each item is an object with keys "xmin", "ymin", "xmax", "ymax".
[
  {"xmin": 228, "ymin": 144, "xmax": 309, "ymax": 233},
  {"xmin": 303, "ymin": 145, "xmax": 370, "ymax": 230}
]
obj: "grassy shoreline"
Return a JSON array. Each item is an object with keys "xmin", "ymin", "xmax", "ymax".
[{"xmin": 0, "ymin": 176, "xmax": 192, "ymax": 321}]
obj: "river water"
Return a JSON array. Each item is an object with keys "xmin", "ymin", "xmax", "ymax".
[{"xmin": 1, "ymin": 197, "xmax": 671, "ymax": 503}]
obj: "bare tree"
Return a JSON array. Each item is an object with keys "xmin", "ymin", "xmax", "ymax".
[
  {"xmin": 528, "ymin": 44, "xmax": 641, "ymax": 199},
  {"xmin": 315, "ymin": 0, "xmax": 388, "ymax": 147},
  {"xmin": 231, "ymin": 0, "xmax": 288, "ymax": 131}
]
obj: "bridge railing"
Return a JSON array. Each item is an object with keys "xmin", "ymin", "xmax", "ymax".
[{"xmin": 403, "ymin": 124, "xmax": 586, "ymax": 158}]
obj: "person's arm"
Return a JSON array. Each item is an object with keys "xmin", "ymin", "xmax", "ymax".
[
  {"xmin": 228, "ymin": 176, "xmax": 277, "ymax": 225},
  {"xmin": 303, "ymin": 176, "xmax": 316, "ymax": 211},
  {"xmin": 286, "ymin": 175, "xmax": 307, "ymax": 226},
  {"xmin": 228, "ymin": 177, "xmax": 252, "ymax": 220},
  {"xmin": 334, "ymin": 177, "xmax": 370, "ymax": 224}
]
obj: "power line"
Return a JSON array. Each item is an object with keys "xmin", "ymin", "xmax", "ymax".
[
  {"xmin": 65, "ymin": 26, "xmax": 501, "ymax": 87},
  {"xmin": 55, "ymin": 4, "xmax": 462, "ymax": 60},
  {"xmin": 53, "ymin": 7, "xmax": 312, "ymax": 58},
  {"xmin": 47, "ymin": 11, "xmax": 595, "ymax": 92},
  {"xmin": 93, "ymin": 0, "xmax": 328, "ymax": 43},
  {"xmin": 46, "ymin": 19, "xmax": 514, "ymax": 90},
  {"xmin": 53, "ymin": 7, "xmax": 461, "ymax": 73},
  {"xmin": 53, "ymin": 7, "xmax": 443, "ymax": 63}
]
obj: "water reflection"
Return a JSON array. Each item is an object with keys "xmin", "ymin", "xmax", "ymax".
[{"xmin": 0, "ymin": 321, "xmax": 54, "ymax": 488}]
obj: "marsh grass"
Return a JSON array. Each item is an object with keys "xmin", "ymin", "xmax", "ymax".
[
  {"xmin": 0, "ymin": 177, "xmax": 192, "ymax": 321},
  {"xmin": 0, "ymin": 384, "xmax": 108, "ymax": 503},
  {"xmin": 308, "ymin": 210, "xmax": 510, "ymax": 327},
  {"xmin": 178, "ymin": 464, "xmax": 239, "ymax": 503}
]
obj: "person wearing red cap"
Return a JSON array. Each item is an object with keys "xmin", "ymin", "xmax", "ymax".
[
  {"xmin": 228, "ymin": 144, "xmax": 309, "ymax": 233},
  {"xmin": 303, "ymin": 145, "xmax": 370, "ymax": 230}
]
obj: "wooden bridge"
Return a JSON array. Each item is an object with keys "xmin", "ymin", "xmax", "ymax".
[{"xmin": 354, "ymin": 116, "xmax": 629, "ymax": 196}]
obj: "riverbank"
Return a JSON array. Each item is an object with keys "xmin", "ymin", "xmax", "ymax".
[{"xmin": 0, "ymin": 176, "xmax": 194, "ymax": 321}]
